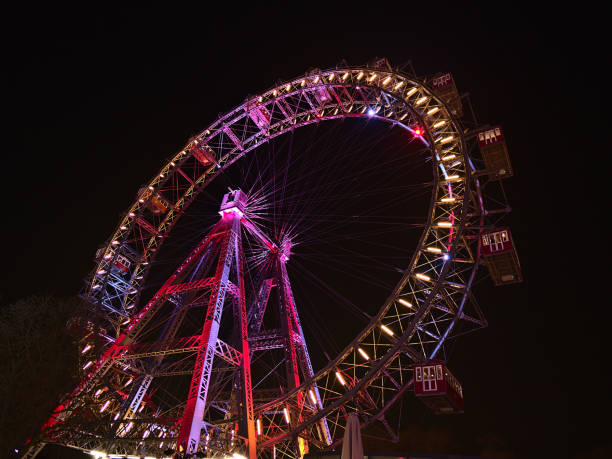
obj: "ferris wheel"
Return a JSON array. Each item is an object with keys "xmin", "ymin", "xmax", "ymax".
[{"xmin": 22, "ymin": 58, "xmax": 521, "ymax": 459}]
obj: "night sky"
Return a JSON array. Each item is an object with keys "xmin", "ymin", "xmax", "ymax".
[{"xmin": 1, "ymin": 5, "xmax": 597, "ymax": 458}]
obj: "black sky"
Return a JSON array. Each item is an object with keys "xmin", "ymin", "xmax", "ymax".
[{"xmin": 1, "ymin": 5, "xmax": 598, "ymax": 458}]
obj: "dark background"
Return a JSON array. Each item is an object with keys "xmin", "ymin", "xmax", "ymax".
[{"xmin": 1, "ymin": 4, "xmax": 599, "ymax": 458}]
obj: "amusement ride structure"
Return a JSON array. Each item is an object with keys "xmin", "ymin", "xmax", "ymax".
[{"xmin": 21, "ymin": 58, "xmax": 521, "ymax": 459}]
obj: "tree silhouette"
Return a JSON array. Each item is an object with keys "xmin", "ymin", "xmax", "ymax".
[{"xmin": 0, "ymin": 296, "xmax": 82, "ymax": 456}]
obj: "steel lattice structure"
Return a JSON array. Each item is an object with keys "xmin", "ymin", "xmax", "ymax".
[{"xmin": 22, "ymin": 59, "xmax": 517, "ymax": 459}]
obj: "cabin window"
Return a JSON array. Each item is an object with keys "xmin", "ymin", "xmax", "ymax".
[
  {"xmin": 482, "ymin": 234, "xmax": 489, "ymax": 245},
  {"xmin": 436, "ymin": 365, "xmax": 443, "ymax": 380},
  {"xmin": 415, "ymin": 367, "xmax": 422, "ymax": 381},
  {"xmin": 495, "ymin": 127, "xmax": 501, "ymax": 136},
  {"xmin": 423, "ymin": 365, "xmax": 437, "ymax": 391}
]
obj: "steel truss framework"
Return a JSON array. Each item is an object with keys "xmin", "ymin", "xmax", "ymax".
[{"xmin": 23, "ymin": 59, "xmax": 513, "ymax": 459}]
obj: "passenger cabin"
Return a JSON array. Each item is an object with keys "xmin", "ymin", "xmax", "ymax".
[
  {"xmin": 147, "ymin": 193, "xmax": 169, "ymax": 215},
  {"xmin": 431, "ymin": 73, "xmax": 463, "ymax": 117},
  {"xmin": 248, "ymin": 98, "xmax": 271, "ymax": 131},
  {"xmin": 138, "ymin": 187, "xmax": 170, "ymax": 215},
  {"xmin": 193, "ymin": 144, "xmax": 216, "ymax": 167},
  {"xmin": 414, "ymin": 360, "xmax": 464, "ymax": 414},
  {"xmin": 95, "ymin": 248, "xmax": 131, "ymax": 275},
  {"xmin": 112, "ymin": 254, "xmax": 131, "ymax": 274},
  {"xmin": 480, "ymin": 227, "xmax": 522, "ymax": 285},
  {"xmin": 477, "ymin": 126, "xmax": 513, "ymax": 178}
]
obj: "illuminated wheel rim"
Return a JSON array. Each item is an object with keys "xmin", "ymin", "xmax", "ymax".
[{"xmin": 85, "ymin": 63, "xmax": 485, "ymax": 457}]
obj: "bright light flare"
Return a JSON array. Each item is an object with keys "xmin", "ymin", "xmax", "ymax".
[
  {"xmin": 398, "ymin": 298, "xmax": 413, "ymax": 308},
  {"xmin": 356, "ymin": 71, "xmax": 364, "ymax": 80},
  {"xmin": 335, "ymin": 371, "xmax": 346, "ymax": 386},
  {"xmin": 416, "ymin": 273, "xmax": 431, "ymax": 281},
  {"xmin": 81, "ymin": 344, "xmax": 92, "ymax": 354},
  {"xmin": 437, "ymin": 221, "xmax": 453, "ymax": 227},
  {"xmin": 415, "ymin": 96, "xmax": 428, "ymax": 106},
  {"xmin": 441, "ymin": 197, "xmax": 456, "ymax": 202},
  {"xmin": 309, "ymin": 389, "xmax": 317, "ymax": 404},
  {"xmin": 83, "ymin": 361, "xmax": 93, "ymax": 370},
  {"xmin": 357, "ymin": 347, "xmax": 370, "ymax": 360},
  {"xmin": 283, "ymin": 407, "xmax": 290, "ymax": 424},
  {"xmin": 406, "ymin": 87, "xmax": 417, "ymax": 96},
  {"xmin": 380, "ymin": 324, "xmax": 394, "ymax": 336},
  {"xmin": 256, "ymin": 418, "xmax": 261, "ymax": 435},
  {"xmin": 427, "ymin": 107, "xmax": 440, "ymax": 115},
  {"xmin": 367, "ymin": 108, "xmax": 375, "ymax": 116},
  {"xmin": 382, "ymin": 76, "xmax": 391, "ymax": 86},
  {"xmin": 100, "ymin": 400, "xmax": 110, "ymax": 413},
  {"xmin": 426, "ymin": 247, "xmax": 442, "ymax": 253},
  {"xmin": 432, "ymin": 120, "xmax": 447, "ymax": 128},
  {"xmin": 413, "ymin": 127, "xmax": 424, "ymax": 136}
]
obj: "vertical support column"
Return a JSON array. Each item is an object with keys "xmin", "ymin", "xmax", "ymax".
[
  {"xmin": 116, "ymin": 243, "xmax": 213, "ymax": 434},
  {"xmin": 176, "ymin": 217, "xmax": 237, "ymax": 456},
  {"xmin": 279, "ymin": 261, "xmax": 332, "ymax": 446},
  {"xmin": 277, "ymin": 260, "xmax": 302, "ymax": 394},
  {"xmin": 275, "ymin": 257, "xmax": 304, "ymax": 459},
  {"xmin": 248, "ymin": 277, "xmax": 275, "ymax": 336}
]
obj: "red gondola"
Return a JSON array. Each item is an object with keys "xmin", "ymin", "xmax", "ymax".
[
  {"xmin": 414, "ymin": 360, "xmax": 464, "ymax": 414},
  {"xmin": 480, "ymin": 227, "xmax": 522, "ymax": 285},
  {"xmin": 477, "ymin": 126, "xmax": 513, "ymax": 178},
  {"xmin": 431, "ymin": 73, "xmax": 463, "ymax": 117}
]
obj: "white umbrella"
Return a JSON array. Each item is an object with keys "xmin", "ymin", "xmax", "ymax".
[{"xmin": 341, "ymin": 412, "xmax": 364, "ymax": 459}]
